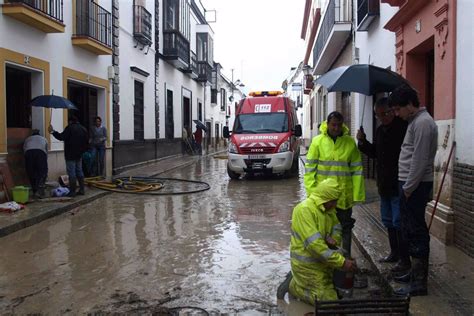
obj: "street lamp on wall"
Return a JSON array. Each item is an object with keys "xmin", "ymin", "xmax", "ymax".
[
  {"xmin": 226, "ymin": 68, "xmax": 245, "ymax": 126},
  {"xmin": 303, "ymin": 64, "xmax": 314, "ymax": 94},
  {"xmin": 228, "ymin": 68, "xmax": 245, "ymax": 103}
]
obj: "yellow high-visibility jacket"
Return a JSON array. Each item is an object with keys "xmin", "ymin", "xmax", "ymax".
[
  {"xmin": 289, "ymin": 178, "xmax": 345, "ymax": 303},
  {"xmin": 304, "ymin": 122, "xmax": 365, "ymax": 210}
]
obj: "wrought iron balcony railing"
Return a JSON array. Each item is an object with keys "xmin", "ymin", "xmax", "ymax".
[
  {"xmin": 5, "ymin": 0, "xmax": 63, "ymax": 22},
  {"xmin": 190, "ymin": 51, "xmax": 198, "ymax": 77},
  {"xmin": 74, "ymin": 0, "xmax": 112, "ymax": 48},
  {"xmin": 133, "ymin": 4, "xmax": 152, "ymax": 45},
  {"xmin": 313, "ymin": 0, "xmax": 352, "ymax": 65},
  {"xmin": 197, "ymin": 61, "xmax": 212, "ymax": 83},
  {"xmin": 162, "ymin": 29, "xmax": 190, "ymax": 65}
]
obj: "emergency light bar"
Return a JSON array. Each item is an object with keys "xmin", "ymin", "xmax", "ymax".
[{"xmin": 249, "ymin": 91, "xmax": 283, "ymax": 97}]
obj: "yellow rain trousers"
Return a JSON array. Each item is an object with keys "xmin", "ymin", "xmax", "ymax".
[
  {"xmin": 304, "ymin": 121, "xmax": 365, "ymax": 210},
  {"xmin": 289, "ymin": 178, "xmax": 345, "ymax": 304}
]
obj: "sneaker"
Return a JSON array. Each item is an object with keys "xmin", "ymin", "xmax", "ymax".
[{"xmin": 277, "ymin": 271, "xmax": 292, "ymax": 299}]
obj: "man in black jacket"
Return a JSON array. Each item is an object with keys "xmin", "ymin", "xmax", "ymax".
[
  {"xmin": 49, "ymin": 115, "xmax": 88, "ymax": 197},
  {"xmin": 357, "ymin": 97, "xmax": 408, "ymax": 271}
]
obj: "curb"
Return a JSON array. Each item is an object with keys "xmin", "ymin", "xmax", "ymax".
[{"xmin": 352, "ymin": 227, "xmax": 395, "ymax": 296}]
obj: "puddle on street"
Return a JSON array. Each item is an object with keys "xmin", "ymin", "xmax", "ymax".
[{"xmin": 0, "ymin": 157, "xmax": 314, "ymax": 314}]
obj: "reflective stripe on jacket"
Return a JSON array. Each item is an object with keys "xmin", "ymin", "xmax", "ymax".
[
  {"xmin": 304, "ymin": 121, "xmax": 365, "ymax": 210},
  {"xmin": 289, "ymin": 179, "xmax": 345, "ymax": 303}
]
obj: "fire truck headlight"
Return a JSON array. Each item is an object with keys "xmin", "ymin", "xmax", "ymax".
[
  {"xmin": 228, "ymin": 141, "xmax": 238, "ymax": 154},
  {"xmin": 278, "ymin": 140, "xmax": 290, "ymax": 153}
]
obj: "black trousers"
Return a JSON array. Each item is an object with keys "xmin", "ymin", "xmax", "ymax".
[
  {"xmin": 25, "ymin": 149, "xmax": 48, "ymax": 193},
  {"xmin": 336, "ymin": 207, "xmax": 356, "ymax": 257},
  {"xmin": 399, "ymin": 181, "xmax": 433, "ymax": 259}
]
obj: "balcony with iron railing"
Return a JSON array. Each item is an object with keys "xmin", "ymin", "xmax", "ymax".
[
  {"xmin": 72, "ymin": 0, "xmax": 112, "ymax": 55},
  {"xmin": 2, "ymin": 0, "xmax": 65, "ymax": 33},
  {"xmin": 313, "ymin": 0, "xmax": 352, "ymax": 74},
  {"xmin": 188, "ymin": 51, "xmax": 199, "ymax": 79},
  {"xmin": 357, "ymin": 0, "xmax": 380, "ymax": 31},
  {"xmin": 162, "ymin": 30, "xmax": 190, "ymax": 69},
  {"xmin": 196, "ymin": 61, "xmax": 212, "ymax": 83},
  {"xmin": 133, "ymin": 4, "xmax": 152, "ymax": 46}
]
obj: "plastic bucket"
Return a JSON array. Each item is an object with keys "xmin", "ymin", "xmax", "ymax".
[{"xmin": 12, "ymin": 186, "xmax": 29, "ymax": 203}]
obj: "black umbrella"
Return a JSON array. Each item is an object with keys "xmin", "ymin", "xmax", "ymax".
[
  {"xmin": 29, "ymin": 95, "xmax": 78, "ymax": 110},
  {"xmin": 314, "ymin": 64, "xmax": 409, "ymax": 96},
  {"xmin": 193, "ymin": 119, "xmax": 208, "ymax": 132}
]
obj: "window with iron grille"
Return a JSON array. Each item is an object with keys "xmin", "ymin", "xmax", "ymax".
[
  {"xmin": 165, "ymin": 89, "xmax": 174, "ymax": 139},
  {"xmin": 198, "ymin": 102, "xmax": 203, "ymax": 121},
  {"xmin": 211, "ymin": 89, "xmax": 217, "ymax": 104},
  {"xmin": 164, "ymin": 0, "xmax": 189, "ymax": 38},
  {"xmin": 220, "ymin": 88, "xmax": 226, "ymax": 112},
  {"xmin": 134, "ymin": 80, "xmax": 144, "ymax": 140},
  {"xmin": 197, "ymin": 32, "xmax": 213, "ymax": 64}
]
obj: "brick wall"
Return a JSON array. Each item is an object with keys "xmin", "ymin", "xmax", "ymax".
[{"xmin": 452, "ymin": 162, "xmax": 474, "ymax": 257}]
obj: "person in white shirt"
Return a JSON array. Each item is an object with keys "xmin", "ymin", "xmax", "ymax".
[{"xmin": 23, "ymin": 129, "xmax": 48, "ymax": 198}]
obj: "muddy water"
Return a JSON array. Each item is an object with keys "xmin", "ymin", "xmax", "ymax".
[{"xmin": 0, "ymin": 157, "xmax": 314, "ymax": 314}]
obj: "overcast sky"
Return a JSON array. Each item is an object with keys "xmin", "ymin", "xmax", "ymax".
[{"xmin": 200, "ymin": 0, "xmax": 306, "ymax": 92}]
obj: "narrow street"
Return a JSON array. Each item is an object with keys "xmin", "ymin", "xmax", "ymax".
[{"xmin": 0, "ymin": 155, "xmax": 312, "ymax": 314}]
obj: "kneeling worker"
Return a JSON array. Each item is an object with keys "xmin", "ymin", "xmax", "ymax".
[{"xmin": 278, "ymin": 178, "xmax": 357, "ymax": 303}]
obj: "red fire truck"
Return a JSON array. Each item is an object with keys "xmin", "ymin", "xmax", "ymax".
[{"xmin": 223, "ymin": 91, "xmax": 302, "ymax": 179}]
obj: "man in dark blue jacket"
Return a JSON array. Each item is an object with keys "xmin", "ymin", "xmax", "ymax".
[
  {"xmin": 357, "ymin": 97, "xmax": 408, "ymax": 270},
  {"xmin": 49, "ymin": 115, "xmax": 88, "ymax": 197}
]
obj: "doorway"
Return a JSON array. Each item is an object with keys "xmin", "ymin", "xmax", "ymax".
[
  {"xmin": 406, "ymin": 36, "xmax": 435, "ymax": 116},
  {"xmin": 67, "ymin": 82, "xmax": 98, "ymax": 131},
  {"xmin": 182, "ymin": 96, "xmax": 191, "ymax": 131},
  {"xmin": 165, "ymin": 89, "xmax": 174, "ymax": 139},
  {"xmin": 5, "ymin": 66, "xmax": 33, "ymax": 185},
  {"xmin": 425, "ymin": 49, "xmax": 434, "ymax": 116}
]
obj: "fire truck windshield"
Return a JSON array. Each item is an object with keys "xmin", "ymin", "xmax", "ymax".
[{"xmin": 234, "ymin": 113, "xmax": 288, "ymax": 134}]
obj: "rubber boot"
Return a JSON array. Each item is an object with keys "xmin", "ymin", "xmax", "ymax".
[
  {"xmin": 276, "ymin": 271, "xmax": 292, "ymax": 299},
  {"xmin": 77, "ymin": 177, "xmax": 85, "ymax": 196},
  {"xmin": 393, "ymin": 270, "xmax": 411, "ymax": 284},
  {"xmin": 394, "ymin": 257, "xmax": 428, "ymax": 296},
  {"xmin": 67, "ymin": 180, "xmax": 77, "ymax": 197},
  {"xmin": 379, "ymin": 228, "xmax": 399, "ymax": 263},
  {"xmin": 391, "ymin": 231, "xmax": 411, "ymax": 274}
]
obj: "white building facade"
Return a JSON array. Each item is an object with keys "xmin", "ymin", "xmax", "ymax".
[{"xmin": 0, "ymin": 0, "xmax": 113, "ymax": 185}]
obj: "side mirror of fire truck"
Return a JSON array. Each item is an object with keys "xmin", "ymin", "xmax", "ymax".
[
  {"xmin": 223, "ymin": 126, "xmax": 230, "ymax": 138},
  {"xmin": 293, "ymin": 125, "xmax": 302, "ymax": 137}
]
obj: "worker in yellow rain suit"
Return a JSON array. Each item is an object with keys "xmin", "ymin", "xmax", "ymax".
[
  {"xmin": 304, "ymin": 111, "xmax": 365, "ymax": 256},
  {"xmin": 284, "ymin": 178, "xmax": 357, "ymax": 303}
]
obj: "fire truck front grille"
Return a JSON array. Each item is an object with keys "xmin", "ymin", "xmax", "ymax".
[{"xmin": 240, "ymin": 147, "xmax": 275, "ymax": 154}]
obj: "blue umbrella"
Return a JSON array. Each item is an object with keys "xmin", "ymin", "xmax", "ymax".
[{"xmin": 29, "ymin": 95, "xmax": 78, "ymax": 110}]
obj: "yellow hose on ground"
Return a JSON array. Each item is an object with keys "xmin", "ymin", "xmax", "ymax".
[{"xmin": 84, "ymin": 177, "xmax": 164, "ymax": 193}]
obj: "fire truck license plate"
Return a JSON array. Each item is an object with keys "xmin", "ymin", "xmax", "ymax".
[{"xmin": 248, "ymin": 155, "xmax": 267, "ymax": 159}]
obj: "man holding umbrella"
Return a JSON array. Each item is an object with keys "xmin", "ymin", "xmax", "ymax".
[
  {"xmin": 357, "ymin": 97, "xmax": 408, "ymax": 269},
  {"xmin": 48, "ymin": 115, "xmax": 89, "ymax": 197}
]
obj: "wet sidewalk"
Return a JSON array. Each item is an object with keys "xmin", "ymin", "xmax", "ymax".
[
  {"xmin": 353, "ymin": 200, "xmax": 474, "ymax": 315},
  {"xmin": 0, "ymin": 146, "xmax": 226, "ymax": 238},
  {"xmin": 300, "ymin": 152, "xmax": 473, "ymax": 315}
]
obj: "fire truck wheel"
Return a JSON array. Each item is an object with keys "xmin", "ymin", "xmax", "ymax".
[
  {"xmin": 227, "ymin": 165, "xmax": 240, "ymax": 180},
  {"xmin": 286, "ymin": 156, "xmax": 300, "ymax": 178}
]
